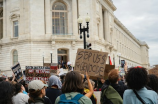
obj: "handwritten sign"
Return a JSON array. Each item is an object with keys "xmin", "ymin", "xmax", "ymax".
[
  {"xmin": 25, "ymin": 66, "xmax": 50, "ymax": 83},
  {"xmin": 149, "ymin": 65, "xmax": 158, "ymax": 77},
  {"xmin": 11, "ymin": 63, "xmax": 23, "ymax": 82},
  {"xmin": 74, "ymin": 49, "xmax": 108, "ymax": 78}
]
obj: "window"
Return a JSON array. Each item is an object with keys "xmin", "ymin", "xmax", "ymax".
[
  {"xmin": 97, "ymin": 24, "xmax": 99, "ymax": 36},
  {"xmin": 52, "ymin": 2, "xmax": 67, "ymax": 35},
  {"xmin": 13, "ymin": 21, "xmax": 19, "ymax": 37},
  {"xmin": 13, "ymin": 50, "xmax": 18, "ymax": 65},
  {"xmin": 0, "ymin": 9, "xmax": 3, "ymax": 39}
]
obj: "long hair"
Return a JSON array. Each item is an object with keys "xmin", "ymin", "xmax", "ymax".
[
  {"xmin": 14, "ymin": 83, "xmax": 22, "ymax": 95},
  {"xmin": 28, "ymin": 89, "xmax": 42, "ymax": 103},
  {"xmin": 0, "ymin": 81, "xmax": 14, "ymax": 104},
  {"xmin": 61, "ymin": 71, "xmax": 84, "ymax": 94}
]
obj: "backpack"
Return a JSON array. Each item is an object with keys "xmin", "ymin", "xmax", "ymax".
[
  {"xmin": 58, "ymin": 94, "xmax": 83, "ymax": 104},
  {"xmin": 100, "ymin": 84, "xmax": 123, "ymax": 104}
]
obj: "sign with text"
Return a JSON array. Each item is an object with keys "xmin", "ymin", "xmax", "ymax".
[
  {"xmin": 74, "ymin": 49, "xmax": 108, "ymax": 78},
  {"xmin": 11, "ymin": 62, "xmax": 23, "ymax": 82},
  {"xmin": 25, "ymin": 66, "xmax": 50, "ymax": 83},
  {"xmin": 149, "ymin": 65, "xmax": 158, "ymax": 77}
]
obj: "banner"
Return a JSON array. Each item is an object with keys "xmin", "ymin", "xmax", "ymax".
[
  {"xmin": 25, "ymin": 66, "xmax": 50, "ymax": 83},
  {"xmin": 11, "ymin": 62, "xmax": 23, "ymax": 82},
  {"xmin": 44, "ymin": 63, "xmax": 58, "ymax": 73},
  {"xmin": 74, "ymin": 49, "xmax": 108, "ymax": 78}
]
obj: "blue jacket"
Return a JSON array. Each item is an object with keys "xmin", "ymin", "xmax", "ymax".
[{"xmin": 123, "ymin": 87, "xmax": 158, "ymax": 104}]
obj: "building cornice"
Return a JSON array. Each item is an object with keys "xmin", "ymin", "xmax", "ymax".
[
  {"xmin": 114, "ymin": 17, "xmax": 149, "ymax": 49},
  {"xmin": 104, "ymin": 0, "xmax": 116, "ymax": 11}
]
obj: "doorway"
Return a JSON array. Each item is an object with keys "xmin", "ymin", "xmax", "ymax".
[{"xmin": 57, "ymin": 49, "xmax": 68, "ymax": 69}]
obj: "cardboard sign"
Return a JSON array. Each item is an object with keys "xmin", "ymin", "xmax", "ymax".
[
  {"xmin": 11, "ymin": 63, "xmax": 23, "ymax": 82},
  {"xmin": 104, "ymin": 64, "xmax": 115, "ymax": 80},
  {"xmin": 90, "ymin": 64, "xmax": 115, "ymax": 80},
  {"xmin": 74, "ymin": 49, "xmax": 108, "ymax": 78},
  {"xmin": 25, "ymin": 66, "xmax": 50, "ymax": 83},
  {"xmin": 149, "ymin": 65, "xmax": 158, "ymax": 77}
]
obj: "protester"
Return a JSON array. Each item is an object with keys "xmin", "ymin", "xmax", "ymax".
[
  {"xmin": 41, "ymin": 80, "xmax": 52, "ymax": 104},
  {"xmin": 60, "ymin": 73, "xmax": 66, "ymax": 84},
  {"xmin": 94, "ymin": 78, "xmax": 105, "ymax": 91},
  {"xmin": 12, "ymin": 83, "xmax": 29, "ymax": 104},
  {"xmin": 67, "ymin": 60, "xmax": 72, "ymax": 71},
  {"xmin": 55, "ymin": 71, "xmax": 92, "ymax": 104},
  {"xmin": 118, "ymin": 75, "xmax": 125, "ymax": 86},
  {"xmin": 28, "ymin": 80, "xmax": 48, "ymax": 104},
  {"xmin": 46, "ymin": 75, "xmax": 62, "ymax": 104},
  {"xmin": 83, "ymin": 79, "xmax": 97, "ymax": 104},
  {"xmin": 108, "ymin": 69, "xmax": 127, "ymax": 98},
  {"xmin": 100, "ymin": 69, "xmax": 123, "ymax": 104},
  {"xmin": 0, "ymin": 81, "xmax": 14, "ymax": 104},
  {"xmin": 147, "ymin": 74, "xmax": 158, "ymax": 93},
  {"xmin": 0, "ymin": 77, "xmax": 7, "ymax": 82},
  {"xmin": 123, "ymin": 67, "xmax": 158, "ymax": 104}
]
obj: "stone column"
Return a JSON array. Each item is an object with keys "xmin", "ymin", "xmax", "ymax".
[
  {"xmin": 72, "ymin": 0, "xmax": 78, "ymax": 36},
  {"xmin": 3, "ymin": 0, "xmax": 6, "ymax": 38},
  {"xmin": 104, "ymin": 10, "xmax": 110, "ymax": 43},
  {"xmin": 45, "ymin": 0, "xmax": 51, "ymax": 34}
]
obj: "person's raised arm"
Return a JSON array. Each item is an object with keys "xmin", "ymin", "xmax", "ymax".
[
  {"xmin": 85, "ymin": 72, "xmax": 94, "ymax": 98},
  {"xmin": 12, "ymin": 73, "xmax": 15, "ymax": 82}
]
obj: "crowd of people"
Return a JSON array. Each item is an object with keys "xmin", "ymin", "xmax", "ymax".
[{"xmin": 0, "ymin": 63, "xmax": 158, "ymax": 104}]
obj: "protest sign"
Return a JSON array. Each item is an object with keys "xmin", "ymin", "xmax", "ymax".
[
  {"xmin": 74, "ymin": 49, "xmax": 108, "ymax": 78},
  {"xmin": 11, "ymin": 62, "xmax": 23, "ymax": 82},
  {"xmin": 104, "ymin": 64, "xmax": 115, "ymax": 80},
  {"xmin": 148, "ymin": 65, "xmax": 158, "ymax": 77},
  {"xmin": 44, "ymin": 63, "xmax": 58, "ymax": 74},
  {"xmin": 25, "ymin": 66, "xmax": 50, "ymax": 83},
  {"xmin": 94, "ymin": 91, "xmax": 101, "ymax": 104}
]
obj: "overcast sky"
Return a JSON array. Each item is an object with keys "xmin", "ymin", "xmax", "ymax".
[{"xmin": 112, "ymin": 0, "xmax": 158, "ymax": 66}]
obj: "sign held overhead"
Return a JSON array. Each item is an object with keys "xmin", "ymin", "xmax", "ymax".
[{"xmin": 74, "ymin": 49, "xmax": 108, "ymax": 78}]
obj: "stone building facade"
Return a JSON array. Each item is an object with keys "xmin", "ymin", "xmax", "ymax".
[{"xmin": 0, "ymin": 0, "xmax": 149, "ymax": 75}]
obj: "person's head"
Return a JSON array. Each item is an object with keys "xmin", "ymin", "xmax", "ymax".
[
  {"xmin": 108, "ymin": 69, "xmax": 119, "ymax": 84},
  {"xmin": 126, "ymin": 67, "xmax": 148, "ymax": 90},
  {"xmin": 48, "ymin": 75, "xmax": 62, "ymax": 89},
  {"xmin": 28, "ymin": 80, "xmax": 47, "ymax": 103},
  {"xmin": 84, "ymin": 79, "xmax": 95, "ymax": 89},
  {"xmin": 14, "ymin": 83, "xmax": 25, "ymax": 95},
  {"xmin": 0, "ymin": 81, "xmax": 14, "ymax": 104},
  {"xmin": 61, "ymin": 71, "xmax": 84, "ymax": 93},
  {"xmin": 101, "ymin": 78, "xmax": 105, "ymax": 84},
  {"xmin": 147, "ymin": 74, "xmax": 158, "ymax": 93},
  {"xmin": 0, "ymin": 77, "xmax": 6, "ymax": 82}
]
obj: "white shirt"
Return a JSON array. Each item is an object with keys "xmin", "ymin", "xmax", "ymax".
[{"xmin": 12, "ymin": 93, "xmax": 29, "ymax": 104}]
